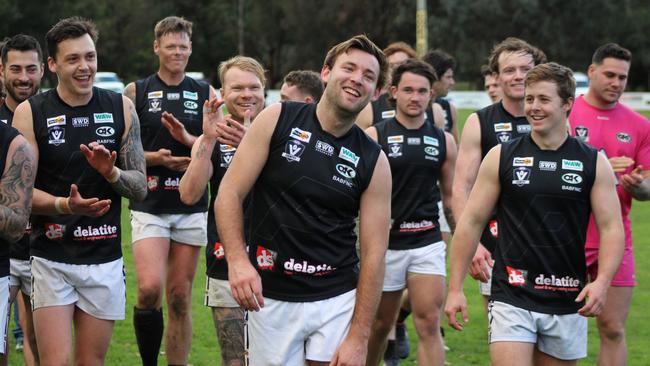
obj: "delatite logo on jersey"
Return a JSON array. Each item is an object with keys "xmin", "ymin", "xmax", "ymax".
[
  {"xmin": 256, "ymin": 246, "xmax": 276, "ymax": 270},
  {"xmin": 213, "ymin": 242, "xmax": 225, "ymax": 260},
  {"xmin": 283, "ymin": 258, "xmax": 336, "ymax": 276},
  {"xmin": 534, "ymin": 274, "xmax": 580, "ymax": 292},
  {"xmin": 45, "ymin": 223, "xmax": 65, "ymax": 240},
  {"xmin": 164, "ymin": 177, "xmax": 180, "ymax": 190},
  {"xmin": 147, "ymin": 176, "xmax": 159, "ymax": 191},
  {"xmin": 506, "ymin": 266, "xmax": 527, "ymax": 286},
  {"xmin": 73, "ymin": 225, "xmax": 118, "ymax": 241}
]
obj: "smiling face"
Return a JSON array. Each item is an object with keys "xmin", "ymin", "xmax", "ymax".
[
  {"xmin": 586, "ymin": 57, "xmax": 629, "ymax": 109},
  {"xmin": 321, "ymin": 48, "xmax": 381, "ymax": 115},
  {"xmin": 1, "ymin": 49, "xmax": 43, "ymax": 107},
  {"xmin": 48, "ymin": 33, "xmax": 97, "ymax": 99},
  {"xmin": 497, "ymin": 51, "xmax": 535, "ymax": 102},
  {"xmin": 391, "ymin": 71, "xmax": 433, "ymax": 119},
  {"xmin": 154, "ymin": 32, "xmax": 192, "ymax": 75},
  {"xmin": 221, "ymin": 67, "xmax": 265, "ymax": 121},
  {"xmin": 525, "ymin": 80, "xmax": 573, "ymax": 134}
]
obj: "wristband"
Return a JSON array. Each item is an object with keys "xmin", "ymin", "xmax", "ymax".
[
  {"xmin": 54, "ymin": 197, "xmax": 72, "ymax": 215},
  {"xmin": 107, "ymin": 167, "xmax": 121, "ymax": 183}
]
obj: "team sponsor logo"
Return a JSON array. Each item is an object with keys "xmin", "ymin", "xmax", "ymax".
[
  {"xmin": 596, "ymin": 115, "xmax": 609, "ymax": 120},
  {"xmin": 46, "ymin": 115, "xmax": 66, "ymax": 128},
  {"xmin": 512, "ymin": 167, "xmax": 531, "ymax": 186},
  {"xmin": 315, "ymin": 140, "xmax": 334, "ymax": 156},
  {"xmin": 72, "ymin": 117, "xmax": 89, "ymax": 128},
  {"xmin": 381, "ymin": 110, "xmax": 396, "ymax": 119},
  {"xmin": 220, "ymin": 144, "xmax": 236, "ymax": 152},
  {"xmin": 387, "ymin": 135, "xmax": 404, "ymax": 144},
  {"xmin": 494, "ymin": 122, "xmax": 512, "ymax": 132},
  {"xmin": 513, "ymin": 157, "xmax": 534, "ymax": 167},
  {"xmin": 424, "ymin": 146, "xmax": 439, "ymax": 157},
  {"xmin": 506, "ymin": 266, "xmax": 527, "ymax": 286},
  {"xmin": 539, "ymin": 161, "xmax": 557, "ymax": 171},
  {"xmin": 282, "ymin": 140, "xmax": 305, "ymax": 162},
  {"xmin": 574, "ymin": 126, "xmax": 588, "ymax": 141},
  {"xmin": 148, "ymin": 99, "xmax": 162, "ymax": 113},
  {"xmin": 48, "ymin": 126, "xmax": 65, "ymax": 146},
  {"xmin": 213, "ymin": 242, "xmax": 225, "ymax": 260},
  {"xmin": 561, "ymin": 173, "xmax": 582, "ymax": 185},
  {"xmin": 488, "ymin": 220, "xmax": 498, "ymax": 238},
  {"xmin": 220, "ymin": 152, "xmax": 234, "ymax": 167},
  {"xmin": 164, "ymin": 177, "xmax": 180, "ymax": 190},
  {"xmin": 335, "ymin": 164, "xmax": 356, "ymax": 179},
  {"xmin": 283, "ymin": 257, "xmax": 336, "ymax": 276},
  {"xmin": 616, "ymin": 132, "xmax": 631, "ymax": 143},
  {"xmin": 167, "ymin": 93, "xmax": 180, "ymax": 100},
  {"xmin": 517, "ymin": 124, "xmax": 532, "ymax": 133},
  {"xmin": 407, "ymin": 137, "xmax": 421, "ymax": 145},
  {"xmin": 73, "ymin": 224, "xmax": 118, "ymax": 241},
  {"xmin": 45, "ymin": 223, "xmax": 65, "ymax": 240},
  {"xmin": 398, "ymin": 220, "xmax": 435, "ymax": 233},
  {"xmin": 561, "ymin": 159, "xmax": 583, "ymax": 171},
  {"xmin": 289, "ymin": 127, "xmax": 312, "ymax": 143},
  {"xmin": 496, "ymin": 131, "xmax": 511, "ymax": 143},
  {"xmin": 147, "ymin": 175, "xmax": 159, "ymax": 191},
  {"xmin": 423, "ymin": 136, "xmax": 439, "ymax": 146},
  {"xmin": 148, "ymin": 91, "xmax": 163, "ymax": 99},
  {"xmin": 97, "ymin": 139, "xmax": 116, "ymax": 145},
  {"xmin": 339, "ymin": 147, "xmax": 360, "ymax": 167},
  {"xmin": 93, "ymin": 113, "xmax": 114, "ymax": 124},
  {"xmin": 183, "ymin": 90, "xmax": 198, "ymax": 100},
  {"xmin": 96, "ymin": 126, "xmax": 115, "ymax": 137},
  {"xmin": 184, "ymin": 101, "xmax": 198, "ymax": 110},
  {"xmin": 256, "ymin": 246, "xmax": 275, "ymax": 270},
  {"xmin": 388, "ymin": 144, "xmax": 402, "ymax": 158},
  {"xmin": 534, "ymin": 274, "xmax": 580, "ymax": 292}
]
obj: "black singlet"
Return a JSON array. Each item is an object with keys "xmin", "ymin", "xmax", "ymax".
[
  {"xmin": 435, "ymin": 97, "xmax": 453, "ymax": 132},
  {"xmin": 29, "ymin": 88, "xmax": 125, "ymax": 264},
  {"xmin": 491, "ymin": 134, "xmax": 597, "ymax": 314},
  {"xmin": 129, "ymin": 74, "xmax": 210, "ymax": 214},
  {"xmin": 371, "ymin": 93, "xmax": 434, "ymax": 125},
  {"xmin": 249, "ymin": 102, "xmax": 381, "ymax": 302},
  {"xmin": 0, "ymin": 121, "xmax": 20, "ymax": 275},
  {"xmin": 375, "ymin": 117, "xmax": 446, "ymax": 250},
  {"xmin": 476, "ymin": 101, "xmax": 531, "ymax": 252}
]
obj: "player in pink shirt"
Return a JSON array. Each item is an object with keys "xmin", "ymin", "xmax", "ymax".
[{"xmin": 569, "ymin": 43, "xmax": 650, "ymax": 366}]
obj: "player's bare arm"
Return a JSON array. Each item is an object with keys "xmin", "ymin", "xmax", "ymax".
[
  {"xmin": 620, "ymin": 166, "xmax": 650, "ymax": 201},
  {"xmin": 440, "ymin": 131, "xmax": 458, "ymax": 232},
  {"xmin": 354, "ymin": 103, "xmax": 373, "ymax": 130},
  {"xmin": 0, "ymin": 136, "xmax": 35, "ymax": 243}
]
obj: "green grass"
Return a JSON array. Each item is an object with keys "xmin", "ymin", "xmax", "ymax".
[{"xmin": 6, "ymin": 109, "xmax": 650, "ymax": 365}]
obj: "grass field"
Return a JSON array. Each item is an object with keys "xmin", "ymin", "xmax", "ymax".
[{"xmin": 6, "ymin": 110, "xmax": 649, "ymax": 365}]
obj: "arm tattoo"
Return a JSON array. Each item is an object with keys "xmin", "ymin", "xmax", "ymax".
[
  {"xmin": 0, "ymin": 141, "xmax": 34, "ymax": 242},
  {"xmin": 444, "ymin": 205, "xmax": 456, "ymax": 233},
  {"xmin": 212, "ymin": 307, "xmax": 245, "ymax": 365},
  {"xmin": 195, "ymin": 139, "xmax": 210, "ymax": 159},
  {"xmin": 112, "ymin": 103, "xmax": 147, "ymax": 201}
]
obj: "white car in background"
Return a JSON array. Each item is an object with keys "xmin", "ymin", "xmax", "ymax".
[
  {"xmin": 574, "ymin": 72, "xmax": 589, "ymax": 97},
  {"xmin": 94, "ymin": 72, "xmax": 125, "ymax": 94}
]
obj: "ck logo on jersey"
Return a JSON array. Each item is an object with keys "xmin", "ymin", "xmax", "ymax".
[
  {"xmin": 616, "ymin": 132, "xmax": 631, "ymax": 143},
  {"xmin": 506, "ymin": 266, "xmax": 527, "ymax": 286},
  {"xmin": 149, "ymin": 99, "xmax": 162, "ymax": 113},
  {"xmin": 562, "ymin": 159, "xmax": 583, "ymax": 171},
  {"xmin": 539, "ymin": 161, "xmax": 557, "ymax": 171},
  {"xmin": 388, "ymin": 143, "xmax": 402, "ymax": 158},
  {"xmin": 336, "ymin": 164, "xmax": 356, "ymax": 179},
  {"xmin": 256, "ymin": 246, "xmax": 275, "ymax": 270},
  {"xmin": 148, "ymin": 91, "xmax": 163, "ymax": 99},
  {"xmin": 517, "ymin": 124, "xmax": 531, "ymax": 133},
  {"xmin": 423, "ymin": 136, "xmax": 439, "ymax": 146},
  {"xmin": 96, "ymin": 126, "xmax": 115, "ymax": 137},
  {"xmin": 512, "ymin": 167, "xmax": 531, "ymax": 186},
  {"xmin": 213, "ymin": 242, "xmax": 225, "ymax": 260},
  {"xmin": 289, "ymin": 127, "xmax": 312, "ymax": 143},
  {"xmin": 183, "ymin": 91, "xmax": 198, "ymax": 100},
  {"xmin": 494, "ymin": 123, "xmax": 512, "ymax": 132},
  {"xmin": 562, "ymin": 173, "xmax": 582, "ymax": 185},
  {"xmin": 47, "ymin": 115, "xmax": 66, "ymax": 128},
  {"xmin": 48, "ymin": 127, "xmax": 65, "ymax": 146},
  {"xmin": 282, "ymin": 140, "xmax": 305, "ymax": 162},
  {"xmin": 497, "ymin": 132, "xmax": 511, "ymax": 143},
  {"xmin": 424, "ymin": 146, "xmax": 439, "ymax": 157},
  {"xmin": 575, "ymin": 126, "xmax": 588, "ymax": 140},
  {"xmin": 387, "ymin": 135, "xmax": 403, "ymax": 144},
  {"xmin": 184, "ymin": 101, "xmax": 198, "ymax": 110},
  {"xmin": 381, "ymin": 110, "xmax": 396, "ymax": 119},
  {"xmin": 339, "ymin": 147, "xmax": 360, "ymax": 167},
  {"xmin": 513, "ymin": 157, "xmax": 534, "ymax": 167},
  {"xmin": 93, "ymin": 113, "xmax": 114, "ymax": 124}
]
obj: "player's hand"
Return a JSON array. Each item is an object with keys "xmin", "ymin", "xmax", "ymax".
[
  {"xmin": 620, "ymin": 166, "xmax": 645, "ymax": 193},
  {"xmin": 156, "ymin": 148, "xmax": 191, "ymax": 172},
  {"xmin": 576, "ymin": 279, "xmax": 609, "ymax": 317},
  {"xmin": 469, "ymin": 243, "xmax": 493, "ymax": 282},
  {"xmin": 161, "ymin": 112, "xmax": 195, "ymax": 147},
  {"xmin": 80, "ymin": 142, "xmax": 117, "ymax": 178},
  {"xmin": 329, "ymin": 333, "xmax": 367, "ymax": 366},
  {"xmin": 445, "ymin": 290, "xmax": 469, "ymax": 331},
  {"xmin": 228, "ymin": 257, "xmax": 264, "ymax": 311},
  {"xmin": 608, "ymin": 156, "xmax": 635, "ymax": 173},
  {"xmin": 216, "ymin": 111, "xmax": 249, "ymax": 147},
  {"xmin": 68, "ymin": 184, "xmax": 112, "ymax": 217},
  {"xmin": 202, "ymin": 98, "xmax": 226, "ymax": 140}
]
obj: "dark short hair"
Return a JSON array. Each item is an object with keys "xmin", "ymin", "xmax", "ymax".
[
  {"xmin": 525, "ymin": 62, "xmax": 576, "ymax": 104},
  {"xmin": 283, "ymin": 70, "xmax": 324, "ymax": 102},
  {"xmin": 480, "ymin": 64, "xmax": 494, "ymax": 77},
  {"xmin": 592, "ymin": 43, "xmax": 632, "ymax": 65},
  {"xmin": 422, "ymin": 49, "xmax": 456, "ymax": 79},
  {"xmin": 392, "ymin": 59, "xmax": 437, "ymax": 88},
  {"xmin": 1, "ymin": 34, "xmax": 43, "ymax": 65},
  {"xmin": 383, "ymin": 42, "xmax": 417, "ymax": 59},
  {"xmin": 488, "ymin": 37, "xmax": 546, "ymax": 74},
  {"xmin": 46, "ymin": 17, "xmax": 98, "ymax": 60},
  {"xmin": 154, "ymin": 16, "xmax": 193, "ymax": 40},
  {"xmin": 323, "ymin": 34, "xmax": 388, "ymax": 90}
]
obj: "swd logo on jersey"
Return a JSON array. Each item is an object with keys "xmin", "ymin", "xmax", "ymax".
[
  {"xmin": 283, "ymin": 258, "xmax": 335, "ymax": 276},
  {"xmin": 72, "ymin": 117, "xmax": 89, "ymax": 128},
  {"xmin": 616, "ymin": 132, "xmax": 631, "ymax": 143},
  {"xmin": 494, "ymin": 123, "xmax": 512, "ymax": 132},
  {"xmin": 489, "ymin": 220, "xmax": 498, "ymax": 238},
  {"xmin": 534, "ymin": 274, "xmax": 580, "ymax": 292},
  {"xmin": 407, "ymin": 137, "xmax": 421, "ymax": 145},
  {"xmin": 73, "ymin": 224, "xmax": 118, "ymax": 241},
  {"xmin": 388, "ymin": 144, "xmax": 402, "ymax": 158},
  {"xmin": 147, "ymin": 176, "xmax": 159, "ymax": 191},
  {"xmin": 46, "ymin": 115, "xmax": 66, "ymax": 128},
  {"xmin": 512, "ymin": 167, "xmax": 531, "ymax": 186},
  {"xmin": 48, "ymin": 126, "xmax": 65, "ymax": 146},
  {"xmin": 339, "ymin": 147, "xmax": 360, "ymax": 167},
  {"xmin": 336, "ymin": 164, "xmax": 356, "ymax": 179},
  {"xmin": 96, "ymin": 126, "xmax": 115, "ymax": 137},
  {"xmin": 315, "ymin": 140, "xmax": 334, "ymax": 156},
  {"xmin": 381, "ymin": 110, "xmax": 396, "ymax": 119},
  {"xmin": 539, "ymin": 161, "xmax": 557, "ymax": 171},
  {"xmin": 513, "ymin": 157, "xmax": 534, "ymax": 167},
  {"xmin": 93, "ymin": 113, "xmax": 114, "ymax": 124},
  {"xmin": 45, "ymin": 223, "xmax": 65, "ymax": 240},
  {"xmin": 289, "ymin": 127, "xmax": 312, "ymax": 143},
  {"xmin": 256, "ymin": 246, "xmax": 276, "ymax": 270},
  {"xmin": 497, "ymin": 131, "xmax": 511, "ymax": 143},
  {"xmin": 423, "ymin": 136, "xmax": 439, "ymax": 146},
  {"xmin": 574, "ymin": 126, "xmax": 588, "ymax": 141},
  {"xmin": 282, "ymin": 140, "xmax": 305, "ymax": 162},
  {"xmin": 213, "ymin": 242, "xmax": 225, "ymax": 260},
  {"xmin": 167, "ymin": 93, "xmax": 180, "ymax": 100},
  {"xmin": 561, "ymin": 159, "xmax": 583, "ymax": 171},
  {"xmin": 517, "ymin": 125, "xmax": 531, "ymax": 134},
  {"xmin": 506, "ymin": 266, "xmax": 527, "ymax": 286},
  {"xmin": 164, "ymin": 177, "xmax": 180, "ymax": 190}
]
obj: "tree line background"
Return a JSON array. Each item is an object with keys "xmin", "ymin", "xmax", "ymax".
[{"xmin": 0, "ymin": 0, "xmax": 648, "ymax": 90}]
